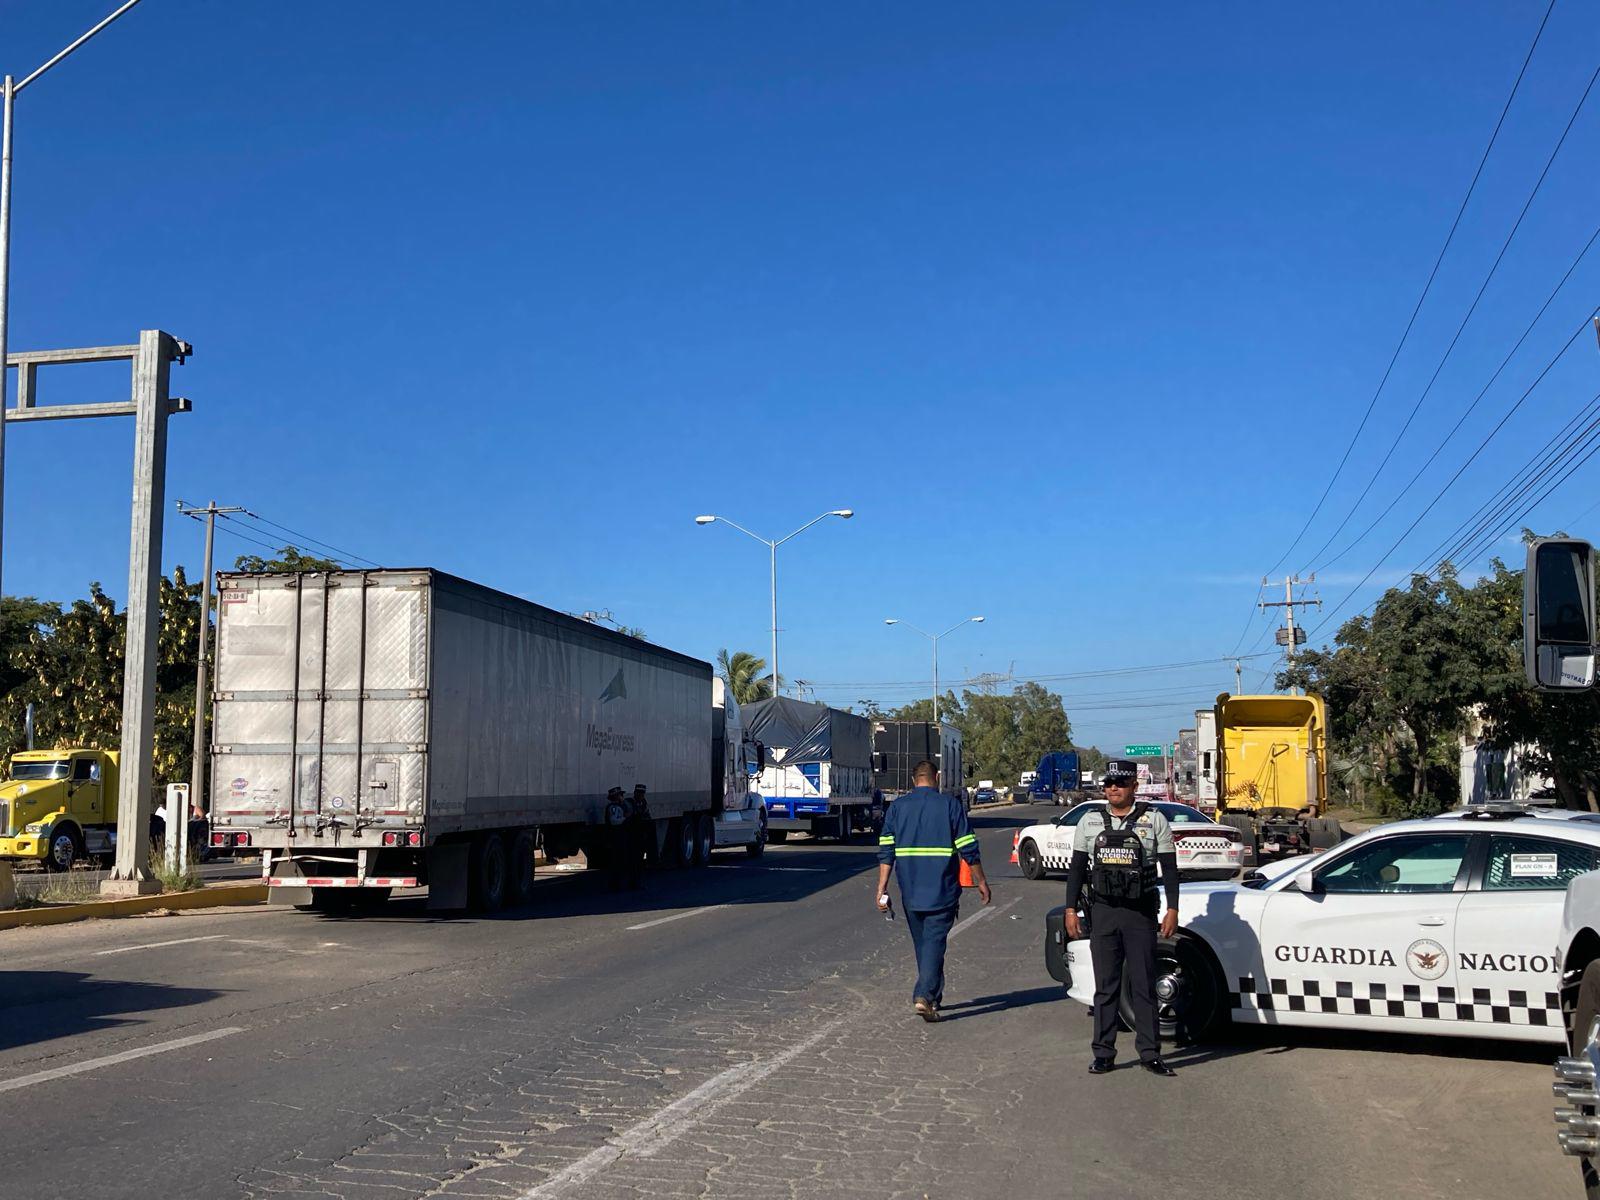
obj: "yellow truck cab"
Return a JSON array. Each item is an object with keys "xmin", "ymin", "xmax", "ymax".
[
  {"xmin": 0, "ymin": 749, "xmax": 119, "ymax": 871},
  {"xmin": 1213, "ymin": 693, "xmax": 1340, "ymax": 865}
]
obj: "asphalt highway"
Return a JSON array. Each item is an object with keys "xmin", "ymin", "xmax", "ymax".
[{"xmin": 0, "ymin": 805, "xmax": 1573, "ymax": 1199}]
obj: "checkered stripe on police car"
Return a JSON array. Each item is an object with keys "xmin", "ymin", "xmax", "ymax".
[
  {"xmin": 1229, "ymin": 976, "xmax": 1561, "ymax": 1027},
  {"xmin": 1038, "ymin": 851, "xmax": 1073, "ymax": 871}
]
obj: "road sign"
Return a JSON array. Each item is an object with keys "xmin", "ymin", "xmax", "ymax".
[{"xmin": 1123, "ymin": 744, "xmax": 1163, "ymax": 757}]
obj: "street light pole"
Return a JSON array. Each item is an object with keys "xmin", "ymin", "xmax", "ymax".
[
  {"xmin": 0, "ymin": 0, "xmax": 146, "ymax": 602},
  {"xmin": 695, "ymin": 509, "xmax": 854, "ymax": 700},
  {"xmin": 883, "ymin": 616, "xmax": 985, "ymax": 725}
]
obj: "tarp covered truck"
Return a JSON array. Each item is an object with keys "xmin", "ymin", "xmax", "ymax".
[
  {"xmin": 747, "ymin": 697, "xmax": 873, "ymax": 842},
  {"xmin": 208, "ymin": 569, "xmax": 729, "ymax": 911},
  {"xmin": 1213, "ymin": 692, "xmax": 1340, "ymax": 865}
]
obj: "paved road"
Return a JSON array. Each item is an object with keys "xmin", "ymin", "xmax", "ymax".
[{"xmin": 0, "ymin": 805, "xmax": 1574, "ymax": 1199}]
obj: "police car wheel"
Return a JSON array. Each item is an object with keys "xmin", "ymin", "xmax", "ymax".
[
  {"xmin": 1122, "ymin": 937, "xmax": 1223, "ymax": 1044},
  {"xmin": 1018, "ymin": 839, "xmax": 1045, "ymax": 881}
]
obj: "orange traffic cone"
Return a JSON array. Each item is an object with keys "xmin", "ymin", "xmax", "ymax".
[
  {"xmin": 959, "ymin": 857, "xmax": 975, "ymax": 888},
  {"xmin": 1009, "ymin": 831, "xmax": 1020, "ymax": 864}
]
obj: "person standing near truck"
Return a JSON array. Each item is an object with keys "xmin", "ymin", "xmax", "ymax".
[
  {"xmin": 1064, "ymin": 759, "xmax": 1180, "ymax": 1076},
  {"xmin": 626, "ymin": 785, "xmax": 652, "ymax": 890},
  {"xmin": 603, "ymin": 787, "xmax": 632, "ymax": 892},
  {"xmin": 874, "ymin": 760, "xmax": 990, "ymax": 1022}
]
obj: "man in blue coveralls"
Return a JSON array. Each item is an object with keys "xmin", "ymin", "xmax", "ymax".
[{"xmin": 874, "ymin": 760, "xmax": 990, "ymax": 1022}]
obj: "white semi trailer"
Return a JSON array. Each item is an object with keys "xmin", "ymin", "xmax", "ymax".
[{"xmin": 208, "ymin": 569, "xmax": 751, "ymax": 911}]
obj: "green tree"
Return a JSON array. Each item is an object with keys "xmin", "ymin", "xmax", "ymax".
[
  {"xmin": 8, "ymin": 568, "xmax": 208, "ymax": 786},
  {"xmin": 717, "ymin": 648, "xmax": 779, "ymax": 704},
  {"xmin": 1464, "ymin": 556, "xmax": 1600, "ymax": 810},
  {"xmin": 234, "ymin": 545, "xmax": 341, "ymax": 573}
]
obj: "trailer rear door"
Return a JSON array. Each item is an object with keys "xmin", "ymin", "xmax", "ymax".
[{"xmin": 211, "ymin": 572, "xmax": 430, "ymax": 836}]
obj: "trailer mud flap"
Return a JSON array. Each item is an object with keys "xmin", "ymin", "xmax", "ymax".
[{"xmin": 427, "ymin": 841, "xmax": 469, "ymax": 911}]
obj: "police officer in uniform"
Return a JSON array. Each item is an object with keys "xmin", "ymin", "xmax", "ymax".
[{"xmin": 1063, "ymin": 760, "xmax": 1180, "ymax": 1076}]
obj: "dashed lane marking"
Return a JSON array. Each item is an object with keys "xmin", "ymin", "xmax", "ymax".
[
  {"xmin": 518, "ymin": 1017, "xmax": 847, "ymax": 1198},
  {"xmin": 93, "ymin": 934, "xmax": 228, "ymax": 956},
  {"xmin": 0, "ymin": 1027, "xmax": 245, "ymax": 1094},
  {"xmin": 626, "ymin": 904, "xmax": 733, "ymax": 931}
]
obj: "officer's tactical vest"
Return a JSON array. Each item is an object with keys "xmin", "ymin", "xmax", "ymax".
[{"xmin": 1088, "ymin": 804, "xmax": 1156, "ymax": 904}]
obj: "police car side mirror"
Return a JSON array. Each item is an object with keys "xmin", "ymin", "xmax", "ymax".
[
  {"xmin": 1292, "ymin": 869, "xmax": 1319, "ymax": 895},
  {"xmin": 1525, "ymin": 537, "xmax": 1597, "ymax": 690}
]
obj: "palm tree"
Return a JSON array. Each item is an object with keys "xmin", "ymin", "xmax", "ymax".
[{"xmin": 717, "ymin": 648, "xmax": 780, "ymax": 704}]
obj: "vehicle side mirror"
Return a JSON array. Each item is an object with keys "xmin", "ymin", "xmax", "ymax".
[
  {"xmin": 755, "ymin": 743, "xmax": 767, "ymax": 774},
  {"xmin": 1293, "ymin": 870, "xmax": 1319, "ymax": 895},
  {"xmin": 1526, "ymin": 537, "xmax": 1597, "ymax": 690}
]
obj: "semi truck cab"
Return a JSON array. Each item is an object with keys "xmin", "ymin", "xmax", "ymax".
[{"xmin": 0, "ymin": 749, "xmax": 119, "ymax": 871}]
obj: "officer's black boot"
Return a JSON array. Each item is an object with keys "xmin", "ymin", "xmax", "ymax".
[{"xmin": 1088, "ymin": 1056, "xmax": 1114, "ymax": 1074}]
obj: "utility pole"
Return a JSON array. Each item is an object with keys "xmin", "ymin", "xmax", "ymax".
[
  {"xmin": 7, "ymin": 331, "xmax": 192, "ymax": 893},
  {"xmin": 1234, "ymin": 660, "xmax": 1243, "ymax": 694},
  {"xmin": 178, "ymin": 501, "xmax": 243, "ymax": 823},
  {"xmin": 1260, "ymin": 574, "xmax": 1321, "ymax": 671}
]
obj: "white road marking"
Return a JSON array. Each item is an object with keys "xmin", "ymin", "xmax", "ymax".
[
  {"xmin": 759, "ymin": 866, "xmax": 826, "ymax": 872},
  {"xmin": 0, "ymin": 1027, "xmax": 244, "ymax": 1094},
  {"xmin": 93, "ymin": 934, "xmax": 227, "ymax": 956},
  {"xmin": 950, "ymin": 896, "xmax": 1019, "ymax": 939},
  {"xmin": 625, "ymin": 904, "xmax": 732, "ymax": 931},
  {"xmin": 519, "ymin": 1017, "xmax": 846, "ymax": 1198}
]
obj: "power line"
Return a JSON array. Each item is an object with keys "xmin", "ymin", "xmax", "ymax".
[
  {"xmin": 238, "ymin": 511, "xmax": 382, "ymax": 568},
  {"xmin": 1303, "ymin": 311, "xmax": 1595, "ymax": 638},
  {"xmin": 1300, "ymin": 57, "xmax": 1600, "ymax": 573},
  {"xmin": 1260, "ymin": 0, "xmax": 1560, "ymax": 575},
  {"xmin": 1312, "ymin": 222, "xmax": 1600, "ymax": 573},
  {"xmin": 805, "ymin": 652, "xmax": 1275, "ymax": 692},
  {"xmin": 1421, "ymin": 392, "xmax": 1600, "ymax": 570}
]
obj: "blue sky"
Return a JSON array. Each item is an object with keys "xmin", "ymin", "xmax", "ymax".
[{"xmin": 3, "ymin": 1, "xmax": 1598, "ymax": 748}]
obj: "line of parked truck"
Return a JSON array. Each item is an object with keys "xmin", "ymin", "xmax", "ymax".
[{"xmin": 0, "ymin": 567, "xmax": 973, "ymax": 912}]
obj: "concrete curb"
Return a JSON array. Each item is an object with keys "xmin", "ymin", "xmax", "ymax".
[{"xmin": 0, "ymin": 882, "xmax": 267, "ymax": 931}]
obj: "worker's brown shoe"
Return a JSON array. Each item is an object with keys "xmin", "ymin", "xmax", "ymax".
[{"xmin": 914, "ymin": 998, "xmax": 939, "ymax": 1023}]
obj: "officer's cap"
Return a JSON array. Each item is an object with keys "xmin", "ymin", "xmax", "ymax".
[{"xmin": 1103, "ymin": 759, "xmax": 1139, "ymax": 781}]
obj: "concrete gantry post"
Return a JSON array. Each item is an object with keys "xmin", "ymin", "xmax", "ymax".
[
  {"xmin": 3, "ymin": 330, "xmax": 192, "ymax": 893},
  {"xmin": 109, "ymin": 330, "xmax": 177, "ymax": 888}
]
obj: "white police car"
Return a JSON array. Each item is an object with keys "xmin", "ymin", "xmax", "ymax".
[
  {"xmin": 1063, "ymin": 807, "xmax": 1600, "ymax": 1046},
  {"xmin": 1012, "ymin": 800, "xmax": 1244, "ymax": 883}
]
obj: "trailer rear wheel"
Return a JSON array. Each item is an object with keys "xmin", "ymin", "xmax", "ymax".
[
  {"xmin": 1307, "ymin": 817, "xmax": 1344, "ymax": 850},
  {"xmin": 674, "ymin": 817, "xmax": 696, "ymax": 867},
  {"xmin": 471, "ymin": 832, "xmax": 508, "ymax": 912},
  {"xmin": 1219, "ymin": 814, "xmax": 1257, "ymax": 868},
  {"xmin": 508, "ymin": 829, "xmax": 538, "ymax": 906},
  {"xmin": 836, "ymin": 807, "xmax": 855, "ymax": 842},
  {"xmin": 691, "ymin": 814, "xmax": 713, "ymax": 868}
]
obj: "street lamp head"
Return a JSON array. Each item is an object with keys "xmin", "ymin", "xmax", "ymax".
[
  {"xmin": 831, "ymin": 509, "xmax": 854, "ymax": 519},
  {"xmin": 884, "ymin": 618, "xmax": 898, "ymax": 626},
  {"xmin": 694, "ymin": 515, "xmax": 717, "ymax": 525},
  {"xmin": 972, "ymin": 616, "xmax": 985, "ymax": 623}
]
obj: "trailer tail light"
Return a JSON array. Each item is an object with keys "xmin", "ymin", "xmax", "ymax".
[
  {"xmin": 210, "ymin": 831, "xmax": 228, "ymax": 847},
  {"xmin": 407, "ymin": 831, "xmax": 422, "ymax": 847},
  {"xmin": 232, "ymin": 831, "xmax": 252, "ymax": 848},
  {"xmin": 383, "ymin": 831, "xmax": 399, "ymax": 846},
  {"xmin": 382, "ymin": 830, "xmax": 424, "ymax": 847}
]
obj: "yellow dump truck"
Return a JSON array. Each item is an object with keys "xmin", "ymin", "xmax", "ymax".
[
  {"xmin": 0, "ymin": 749, "xmax": 119, "ymax": 871},
  {"xmin": 1212, "ymin": 693, "xmax": 1341, "ymax": 865}
]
